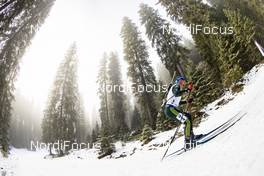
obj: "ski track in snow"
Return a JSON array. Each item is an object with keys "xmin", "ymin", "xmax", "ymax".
[{"xmin": 1, "ymin": 64, "xmax": 264, "ymax": 176}]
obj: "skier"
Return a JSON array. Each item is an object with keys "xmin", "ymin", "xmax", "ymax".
[{"xmin": 164, "ymin": 76, "xmax": 202, "ymax": 149}]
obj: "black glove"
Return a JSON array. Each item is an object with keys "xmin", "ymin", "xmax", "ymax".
[
  {"xmin": 183, "ymin": 112, "xmax": 191, "ymax": 119},
  {"xmin": 187, "ymin": 98, "xmax": 193, "ymax": 104}
]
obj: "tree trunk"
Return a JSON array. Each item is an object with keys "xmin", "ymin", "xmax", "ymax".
[
  {"xmin": 176, "ymin": 63, "xmax": 185, "ymax": 78},
  {"xmin": 134, "ymin": 51, "xmax": 155, "ymax": 128}
]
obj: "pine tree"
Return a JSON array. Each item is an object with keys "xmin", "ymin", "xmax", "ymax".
[
  {"xmin": 0, "ymin": 0, "xmax": 55, "ymax": 156},
  {"xmin": 91, "ymin": 130, "xmax": 97, "ymax": 143},
  {"xmin": 10, "ymin": 93, "xmax": 42, "ymax": 149},
  {"xmin": 42, "ymin": 43, "xmax": 84, "ymax": 155},
  {"xmin": 140, "ymin": 124, "xmax": 154, "ymax": 145},
  {"xmin": 95, "ymin": 122, "xmax": 100, "ymax": 137},
  {"xmin": 139, "ymin": 3, "xmax": 189, "ymax": 78},
  {"xmin": 155, "ymin": 114, "xmax": 165, "ymax": 132},
  {"xmin": 159, "ymin": 0, "xmax": 263, "ymax": 84},
  {"xmin": 87, "ymin": 122, "xmax": 100, "ymax": 148},
  {"xmin": 189, "ymin": 62, "xmax": 223, "ymax": 124},
  {"xmin": 216, "ymin": 0, "xmax": 264, "ymax": 45},
  {"xmin": 217, "ymin": 9, "xmax": 261, "ymax": 87},
  {"xmin": 107, "ymin": 52, "xmax": 129, "ymax": 137},
  {"xmin": 121, "ymin": 17, "xmax": 158, "ymax": 129},
  {"xmin": 76, "ymin": 97, "xmax": 86, "ymax": 143},
  {"xmin": 97, "ymin": 53, "xmax": 110, "ymax": 135},
  {"xmin": 98, "ymin": 135, "xmax": 115, "ymax": 159},
  {"xmin": 130, "ymin": 107, "xmax": 142, "ymax": 131},
  {"xmin": 207, "ymin": 0, "xmax": 264, "ymax": 65},
  {"xmin": 96, "ymin": 53, "xmax": 116, "ymax": 158},
  {"xmin": 158, "ymin": 0, "xmax": 223, "ymax": 81}
]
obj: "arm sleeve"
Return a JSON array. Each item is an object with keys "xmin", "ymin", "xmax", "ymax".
[
  {"xmin": 172, "ymin": 85, "xmax": 188, "ymax": 97},
  {"xmin": 179, "ymin": 100, "xmax": 187, "ymax": 105}
]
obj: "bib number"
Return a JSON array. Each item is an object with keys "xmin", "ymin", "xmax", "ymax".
[{"xmin": 176, "ymin": 113, "xmax": 187, "ymax": 123}]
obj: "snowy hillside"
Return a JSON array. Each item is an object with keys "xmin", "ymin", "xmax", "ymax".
[{"xmin": 1, "ymin": 64, "xmax": 264, "ymax": 176}]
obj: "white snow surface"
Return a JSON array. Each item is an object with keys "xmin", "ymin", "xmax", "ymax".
[{"xmin": 1, "ymin": 64, "xmax": 264, "ymax": 176}]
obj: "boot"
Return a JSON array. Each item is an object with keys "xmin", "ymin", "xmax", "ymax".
[
  {"xmin": 184, "ymin": 138, "xmax": 192, "ymax": 150},
  {"xmin": 192, "ymin": 134, "xmax": 204, "ymax": 141}
]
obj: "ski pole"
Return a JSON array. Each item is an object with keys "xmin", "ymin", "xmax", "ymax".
[
  {"xmin": 161, "ymin": 123, "xmax": 181, "ymax": 161},
  {"xmin": 185, "ymin": 82, "xmax": 193, "ymax": 112}
]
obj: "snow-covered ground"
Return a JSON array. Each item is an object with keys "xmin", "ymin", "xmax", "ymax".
[{"xmin": 1, "ymin": 64, "xmax": 264, "ymax": 176}]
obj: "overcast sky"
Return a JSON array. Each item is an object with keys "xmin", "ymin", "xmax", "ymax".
[{"xmin": 15, "ymin": 0, "xmax": 191, "ymax": 122}]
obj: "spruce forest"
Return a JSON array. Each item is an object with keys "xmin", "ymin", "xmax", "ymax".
[{"xmin": 0, "ymin": 0, "xmax": 263, "ymax": 161}]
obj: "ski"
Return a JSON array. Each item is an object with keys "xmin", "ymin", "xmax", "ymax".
[
  {"xmin": 198, "ymin": 112, "xmax": 247, "ymax": 144},
  {"xmin": 164, "ymin": 112, "xmax": 246, "ymax": 159},
  {"xmin": 198, "ymin": 111, "xmax": 245, "ymax": 141}
]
